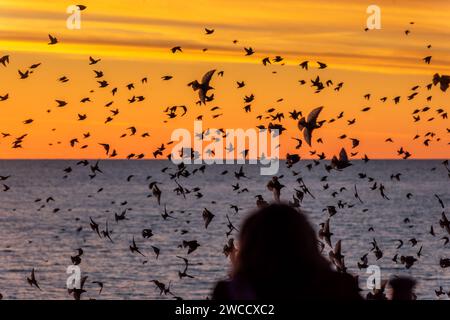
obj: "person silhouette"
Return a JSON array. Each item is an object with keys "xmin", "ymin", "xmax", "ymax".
[
  {"xmin": 388, "ymin": 276, "xmax": 417, "ymax": 300},
  {"xmin": 213, "ymin": 203, "xmax": 362, "ymax": 300}
]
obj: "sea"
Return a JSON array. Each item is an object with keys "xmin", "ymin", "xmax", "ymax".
[{"xmin": 0, "ymin": 160, "xmax": 448, "ymax": 300}]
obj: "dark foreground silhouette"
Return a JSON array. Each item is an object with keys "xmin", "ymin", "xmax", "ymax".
[{"xmin": 213, "ymin": 203, "xmax": 362, "ymax": 300}]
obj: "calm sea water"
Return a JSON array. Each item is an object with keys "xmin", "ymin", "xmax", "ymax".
[{"xmin": 0, "ymin": 160, "xmax": 448, "ymax": 300}]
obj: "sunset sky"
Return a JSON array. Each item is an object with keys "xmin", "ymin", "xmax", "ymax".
[{"xmin": 0, "ymin": 0, "xmax": 449, "ymax": 159}]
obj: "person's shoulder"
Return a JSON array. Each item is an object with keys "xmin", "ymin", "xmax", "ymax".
[
  {"xmin": 212, "ymin": 278, "xmax": 257, "ymax": 300},
  {"xmin": 212, "ymin": 280, "xmax": 231, "ymax": 300},
  {"xmin": 323, "ymin": 270, "xmax": 363, "ymax": 300}
]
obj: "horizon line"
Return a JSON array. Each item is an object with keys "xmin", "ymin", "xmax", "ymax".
[{"xmin": 0, "ymin": 158, "xmax": 447, "ymax": 161}]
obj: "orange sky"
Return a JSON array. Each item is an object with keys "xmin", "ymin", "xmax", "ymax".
[{"xmin": 0, "ymin": 0, "xmax": 449, "ymax": 159}]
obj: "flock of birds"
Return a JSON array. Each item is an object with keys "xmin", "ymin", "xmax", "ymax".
[{"xmin": 0, "ymin": 7, "xmax": 449, "ymax": 300}]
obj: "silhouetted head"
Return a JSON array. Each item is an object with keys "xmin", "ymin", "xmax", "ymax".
[
  {"xmin": 389, "ymin": 276, "xmax": 416, "ymax": 300},
  {"xmin": 233, "ymin": 203, "xmax": 331, "ymax": 298}
]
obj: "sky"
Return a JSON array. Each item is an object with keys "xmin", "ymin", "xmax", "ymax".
[{"xmin": 0, "ymin": 0, "xmax": 449, "ymax": 159}]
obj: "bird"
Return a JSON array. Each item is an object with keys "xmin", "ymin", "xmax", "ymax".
[
  {"xmin": 331, "ymin": 148, "xmax": 352, "ymax": 170},
  {"xmin": 353, "ymin": 185, "xmax": 363, "ymax": 203},
  {"xmin": 202, "ymin": 208, "xmax": 214, "ymax": 229},
  {"xmin": 430, "ymin": 225, "xmax": 436, "ymax": 236},
  {"xmin": 188, "ymin": 69, "xmax": 216, "ymax": 105},
  {"xmin": 55, "ymin": 100, "xmax": 67, "ymax": 107},
  {"xmin": 98, "ymin": 143, "xmax": 110, "ymax": 155},
  {"xmin": 89, "ymin": 217, "xmax": 100, "ymax": 237},
  {"xmin": 151, "ymin": 280, "xmax": 171, "ymax": 295},
  {"xmin": 0, "ymin": 55, "xmax": 9, "ymax": 67},
  {"xmin": 357, "ymin": 253, "xmax": 369, "ymax": 269},
  {"xmin": 142, "ymin": 228, "xmax": 154, "ymax": 239},
  {"xmin": 152, "ymin": 184, "xmax": 162, "ymax": 205},
  {"xmin": 244, "ymin": 47, "xmax": 254, "ymax": 56},
  {"xmin": 114, "ymin": 209, "xmax": 128, "ymax": 223},
  {"xmin": 71, "ymin": 248, "xmax": 83, "ymax": 265},
  {"xmin": 319, "ymin": 219, "xmax": 333, "ymax": 247},
  {"xmin": 439, "ymin": 212, "xmax": 450, "ymax": 234},
  {"xmin": 423, "ymin": 56, "xmax": 432, "ymax": 64},
  {"xmin": 236, "ymin": 81, "xmax": 245, "ymax": 88},
  {"xmin": 371, "ymin": 243, "xmax": 383, "ymax": 261},
  {"xmin": 329, "ymin": 240, "xmax": 345, "ymax": 272},
  {"xmin": 350, "ymin": 138, "xmax": 360, "ymax": 148},
  {"xmin": 30, "ymin": 63, "xmax": 41, "ymax": 69},
  {"xmin": 89, "ymin": 56, "xmax": 101, "ymax": 65},
  {"xmin": 255, "ymin": 195, "xmax": 268, "ymax": 208},
  {"xmin": 182, "ymin": 240, "xmax": 200, "ymax": 254},
  {"xmin": 286, "ymin": 153, "xmax": 300, "ymax": 168},
  {"xmin": 161, "ymin": 204, "xmax": 175, "ymax": 220},
  {"xmin": 440, "ymin": 258, "xmax": 450, "ymax": 268},
  {"xmin": 176, "ymin": 256, "xmax": 194, "ymax": 279},
  {"xmin": 92, "ymin": 281, "xmax": 103, "ymax": 295},
  {"xmin": 400, "ymin": 255, "xmax": 417, "ymax": 269},
  {"xmin": 151, "ymin": 246, "xmax": 160, "ymax": 259},
  {"xmin": 435, "ymin": 195, "xmax": 445, "ymax": 209},
  {"xmin": 129, "ymin": 237, "xmax": 145, "ymax": 257},
  {"xmin": 297, "ymin": 106, "xmax": 324, "ymax": 146},
  {"xmin": 101, "ymin": 220, "xmax": 113, "ymax": 243},
  {"xmin": 408, "ymin": 238, "xmax": 417, "ymax": 247},
  {"xmin": 234, "ymin": 166, "xmax": 247, "ymax": 180},
  {"xmin": 435, "ymin": 286, "xmax": 446, "ymax": 297},
  {"xmin": 432, "ymin": 73, "xmax": 450, "ymax": 92},
  {"xmin": 204, "ymin": 28, "xmax": 214, "ymax": 34},
  {"xmin": 68, "ymin": 275, "xmax": 88, "ymax": 300},
  {"xmin": 27, "ymin": 268, "xmax": 41, "ymax": 290},
  {"xmin": 171, "ymin": 46, "xmax": 182, "ymax": 53},
  {"xmin": 223, "ymin": 238, "xmax": 236, "ymax": 258},
  {"xmin": 267, "ymin": 176, "xmax": 284, "ymax": 202},
  {"xmin": 127, "ymin": 126, "xmax": 137, "ymax": 135},
  {"xmin": 317, "ymin": 61, "xmax": 327, "ymax": 69},
  {"xmin": 48, "ymin": 34, "xmax": 58, "ymax": 45},
  {"xmin": 18, "ymin": 70, "xmax": 29, "ymax": 79}
]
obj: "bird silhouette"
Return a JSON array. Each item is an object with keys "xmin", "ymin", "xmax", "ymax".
[
  {"xmin": 130, "ymin": 237, "xmax": 145, "ymax": 257},
  {"xmin": 331, "ymin": 148, "xmax": 351, "ymax": 170},
  {"xmin": 48, "ymin": 34, "xmax": 58, "ymax": 45},
  {"xmin": 27, "ymin": 268, "xmax": 41, "ymax": 290},
  {"xmin": 297, "ymin": 106, "xmax": 324, "ymax": 146},
  {"xmin": 202, "ymin": 208, "xmax": 214, "ymax": 229},
  {"xmin": 266, "ymin": 176, "xmax": 284, "ymax": 202},
  {"xmin": 188, "ymin": 69, "xmax": 216, "ymax": 105},
  {"xmin": 319, "ymin": 219, "xmax": 333, "ymax": 247},
  {"xmin": 0, "ymin": 55, "xmax": 10, "ymax": 66},
  {"xmin": 176, "ymin": 256, "xmax": 195, "ymax": 279},
  {"xmin": 244, "ymin": 47, "xmax": 254, "ymax": 55}
]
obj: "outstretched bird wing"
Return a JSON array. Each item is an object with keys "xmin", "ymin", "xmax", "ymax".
[
  {"xmin": 303, "ymin": 129, "xmax": 312, "ymax": 146},
  {"xmin": 339, "ymin": 148, "xmax": 349, "ymax": 162},
  {"xmin": 307, "ymin": 106, "xmax": 323, "ymax": 125},
  {"xmin": 201, "ymin": 69, "xmax": 216, "ymax": 86}
]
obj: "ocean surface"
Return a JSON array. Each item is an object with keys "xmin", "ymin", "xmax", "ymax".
[{"xmin": 0, "ymin": 160, "xmax": 448, "ymax": 300}]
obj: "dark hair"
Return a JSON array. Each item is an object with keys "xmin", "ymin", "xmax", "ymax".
[
  {"xmin": 389, "ymin": 276, "xmax": 416, "ymax": 300},
  {"xmin": 233, "ymin": 203, "xmax": 332, "ymax": 299}
]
